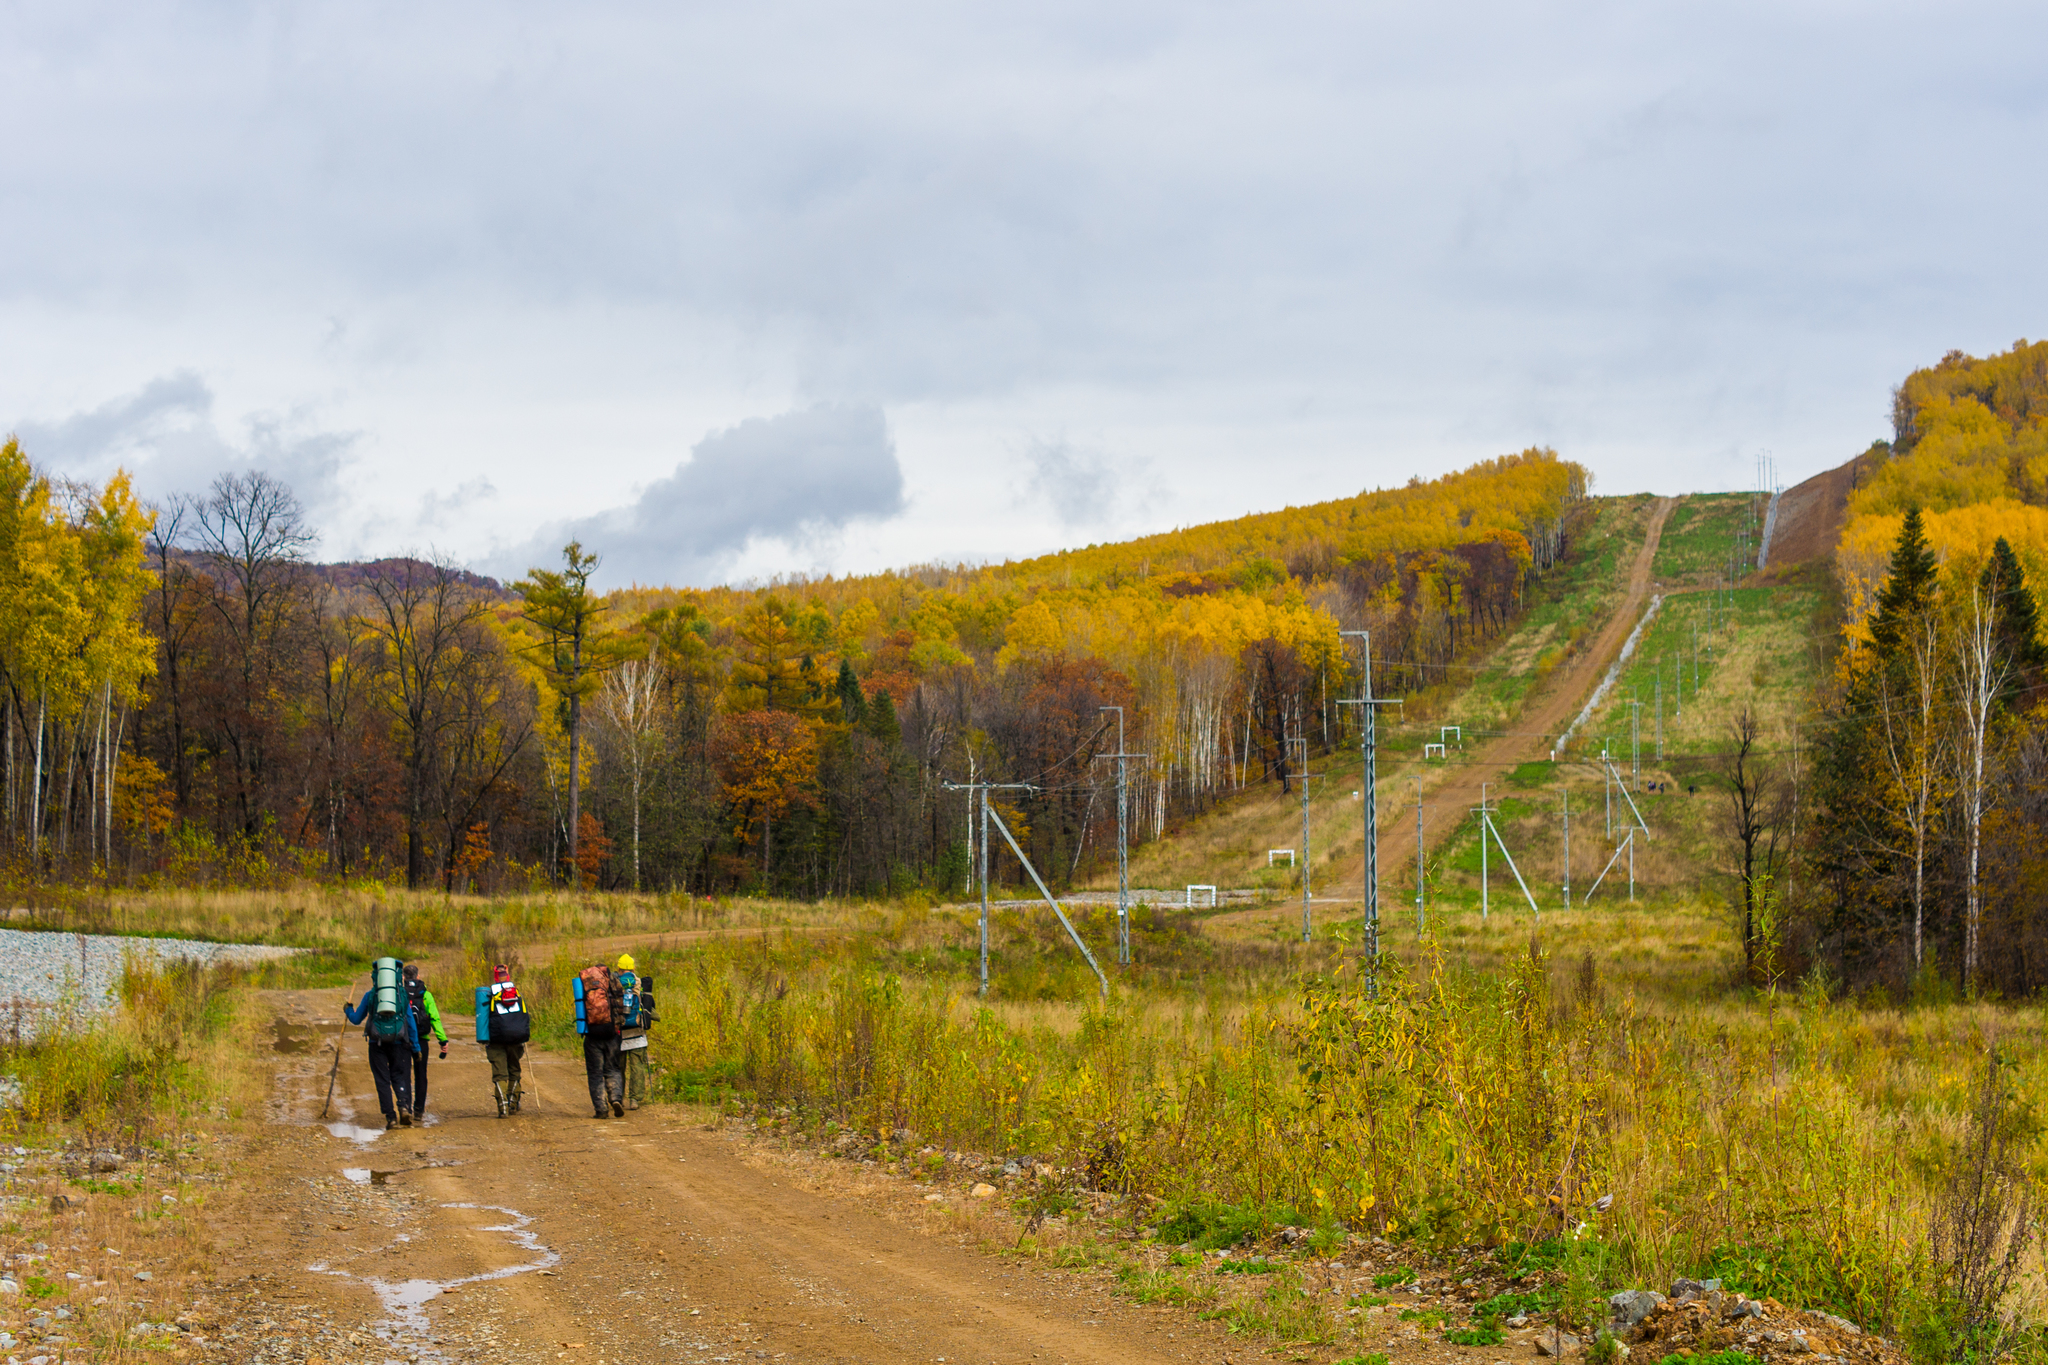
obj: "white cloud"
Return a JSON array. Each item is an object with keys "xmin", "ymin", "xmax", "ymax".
[{"xmin": 4, "ymin": 1, "xmax": 2047, "ymax": 581}]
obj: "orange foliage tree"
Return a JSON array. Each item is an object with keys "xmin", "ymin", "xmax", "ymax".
[{"xmin": 711, "ymin": 710, "xmax": 819, "ymax": 886}]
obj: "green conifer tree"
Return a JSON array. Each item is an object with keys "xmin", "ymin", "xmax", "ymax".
[{"xmin": 1869, "ymin": 506, "xmax": 1939, "ymax": 655}]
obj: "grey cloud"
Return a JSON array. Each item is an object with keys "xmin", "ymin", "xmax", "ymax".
[
  {"xmin": 5, "ymin": 0, "xmax": 2048, "ymax": 568},
  {"xmin": 419, "ymin": 476, "xmax": 499, "ymax": 530},
  {"xmin": 508, "ymin": 403, "xmax": 905, "ymax": 587},
  {"xmin": 1022, "ymin": 436, "xmax": 1122, "ymax": 528},
  {"xmin": 13, "ymin": 373, "xmax": 356, "ymax": 532}
]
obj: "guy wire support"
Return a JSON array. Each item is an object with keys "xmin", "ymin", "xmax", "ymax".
[{"xmin": 942, "ymin": 778, "xmax": 1036, "ymax": 995}]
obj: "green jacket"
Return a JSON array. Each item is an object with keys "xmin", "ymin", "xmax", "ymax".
[{"xmin": 410, "ymin": 986, "xmax": 447, "ymax": 1044}]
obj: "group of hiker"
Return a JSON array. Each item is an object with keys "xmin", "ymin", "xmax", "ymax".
[{"xmin": 341, "ymin": 954, "xmax": 659, "ymax": 1128}]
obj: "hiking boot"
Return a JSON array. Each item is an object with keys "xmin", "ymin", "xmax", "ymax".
[
  {"xmin": 399, "ymin": 1112, "xmax": 413, "ymax": 1127},
  {"xmin": 508, "ymin": 1092, "xmax": 521, "ymax": 1115},
  {"xmin": 625, "ymin": 1099, "xmax": 639, "ymax": 1111},
  {"xmin": 593, "ymin": 1110, "xmax": 610, "ymax": 1120},
  {"xmin": 610, "ymin": 1099, "xmax": 624, "ymax": 1118},
  {"xmin": 385, "ymin": 1116, "xmax": 397, "ymax": 1131},
  {"xmin": 494, "ymin": 1091, "xmax": 506, "ymax": 1119}
]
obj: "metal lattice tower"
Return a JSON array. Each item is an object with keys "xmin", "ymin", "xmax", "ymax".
[
  {"xmin": 1337, "ymin": 630, "xmax": 1401, "ymax": 987},
  {"xmin": 1092, "ymin": 707, "xmax": 1147, "ymax": 966}
]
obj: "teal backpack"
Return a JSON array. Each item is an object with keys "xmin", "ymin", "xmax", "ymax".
[
  {"xmin": 619, "ymin": 970, "xmax": 643, "ymax": 1029},
  {"xmin": 370, "ymin": 958, "xmax": 408, "ymax": 1039}
]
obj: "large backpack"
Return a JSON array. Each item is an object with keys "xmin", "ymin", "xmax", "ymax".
[
  {"xmin": 405, "ymin": 977, "xmax": 429, "ymax": 1032},
  {"xmin": 618, "ymin": 970, "xmax": 643, "ymax": 1029},
  {"xmin": 476, "ymin": 981, "xmax": 530, "ymax": 1045},
  {"xmin": 370, "ymin": 958, "xmax": 408, "ymax": 1039},
  {"xmin": 574, "ymin": 966, "xmax": 616, "ymax": 1038}
]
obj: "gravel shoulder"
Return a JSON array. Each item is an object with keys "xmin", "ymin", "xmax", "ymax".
[{"xmin": 0, "ymin": 928, "xmax": 300, "ymax": 1017}]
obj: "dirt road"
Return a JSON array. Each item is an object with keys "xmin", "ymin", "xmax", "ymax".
[
  {"xmin": 214, "ymin": 988, "xmax": 1222, "ymax": 1365},
  {"xmin": 1370, "ymin": 497, "xmax": 1677, "ymax": 876},
  {"xmin": 1207, "ymin": 497, "xmax": 1677, "ymax": 932}
]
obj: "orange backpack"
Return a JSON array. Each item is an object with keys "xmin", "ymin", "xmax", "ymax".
[{"xmin": 576, "ymin": 966, "xmax": 616, "ymax": 1036}]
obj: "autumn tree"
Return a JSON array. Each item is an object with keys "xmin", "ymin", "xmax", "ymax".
[
  {"xmin": 711, "ymin": 709, "xmax": 818, "ymax": 886},
  {"xmin": 1721, "ymin": 706, "xmax": 1793, "ymax": 984},
  {"xmin": 595, "ymin": 644, "xmax": 667, "ymax": 891},
  {"xmin": 515, "ymin": 541, "xmax": 629, "ymax": 880},
  {"xmin": 427, "ymin": 618, "xmax": 532, "ymax": 892},
  {"xmin": 68, "ymin": 472, "xmax": 157, "ymax": 860},
  {"xmin": 360, "ymin": 556, "xmax": 499, "ymax": 888},
  {"xmin": 144, "ymin": 496, "xmax": 204, "ymax": 812},
  {"xmin": 192, "ymin": 470, "xmax": 316, "ymax": 839},
  {"xmin": 726, "ymin": 598, "xmax": 837, "ymax": 720}
]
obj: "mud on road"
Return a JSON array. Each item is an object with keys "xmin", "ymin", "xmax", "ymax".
[{"xmin": 212, "ymin": 988, "xmax": 1224, "ymax": 1365}]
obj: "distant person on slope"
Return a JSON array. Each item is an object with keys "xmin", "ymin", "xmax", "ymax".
[
  {"xmin": 476, "ymin": 963, "xmax": 531, "ymax": 1117},
  {"xmin": 574, "ymin": 962, "xmax": 626, "ymax": 1119},
  {"xmin": 342, "ymin": 958, "xmax": 421, "ymax": 1129},
  {"xmin": 402, "ymin": 964, "xmax": 448, "ymax": 1121},
  {"xmin": 615, "ymin": 955, "xmax": 657, "ymax": 1111}
]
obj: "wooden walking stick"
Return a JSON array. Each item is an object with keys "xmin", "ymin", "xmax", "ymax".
[
  {"xmin": 320, "ymin": 985, "xmax": 353, "ymax": 1120},
  {"xmin": 319, "ymin": 1033, "xmax": 344, "ymax": 1119}
]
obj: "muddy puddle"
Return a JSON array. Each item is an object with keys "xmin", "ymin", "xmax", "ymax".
[
  {"xmin": 311, "ymin": 1203, "xmax": 558, "ymax": 1363},
  {"xmin": 271, "ymin": 1018, "xmax": 319, "ymax": 1053},
  {"xmin": 342, "ymin": 1159, "xmax": 460, "ymax": 1187},
  {"xmin": 326, "ymin": 1119, "xmax": 388, "ymax": 1144}
]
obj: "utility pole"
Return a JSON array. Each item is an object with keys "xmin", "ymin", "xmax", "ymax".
[
  {"xmin": 1603, "ymin": 745, "xmax": 1613, "ymax": 838},
  {"xmin": 1475, "ymin": 782, "xmax": 1491, "ymax": 921},
  {"xmin": 1414, "ymin": 778, "xmax": 1426, "ymax": 934},
  {"xmin": 1295, "ymin": 736, "xmax": 1313, "ymax": 944},
  {"xmin": 1337, "ymin": 630, "xmax": 1401, "ymax": 989},
  {"xmin": 1561, "ymin": 788, "xmax": 1570, "ymax": 910},
  {"xmin": 1630, "ymin": 699, "xmax": 1642, "ymax": 789},
  {"xmin": 963, "ymin": 749, "xmax": 977, "ymax": 895},
  {"xmin": 942, "ymin": 778, "xmax": 1035, "ymax": 994},
  {"xmin": 1092, "ymin": 707, "xmax": 1147, "ymax": 967}
]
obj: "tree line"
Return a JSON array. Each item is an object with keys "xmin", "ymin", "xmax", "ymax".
[
  {"xmin": 1717, "ymin": 343, "xmax": 2048, "ymax": 997},
  {"xmin": 0, "ymin": 441, "xmax": 1588, "ymax": 896}
]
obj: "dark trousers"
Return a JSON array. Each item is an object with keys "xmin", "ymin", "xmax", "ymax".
[
  {"xmin": 366, "ymin": 1037, "xmax": 414, "ymax": 1120},
  {"xmin": 583, "ymin": 1034, "xmax": 622, "ymax": 1114},
  {"xmin": 409, "ymin": 1048, "xmax": 431, "ymax": 1115}
]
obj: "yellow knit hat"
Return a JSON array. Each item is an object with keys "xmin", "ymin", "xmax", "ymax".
[{"xmin": 617, "ymin": 954, "xmax": 635, "ymax": 971}]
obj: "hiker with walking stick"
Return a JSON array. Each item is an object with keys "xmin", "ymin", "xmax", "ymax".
[
  {"xmin": 474, "ymin": 963, "xmax": 530, "ymax": 1117},
  {"xmin": 342, "ymin": 957, "xmax": 421, "ymax": 1129}
]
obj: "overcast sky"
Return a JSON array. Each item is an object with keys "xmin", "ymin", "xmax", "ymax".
[{"xmin": 5, "ymin": 2, "xmax": 2042, "ymax": 587}]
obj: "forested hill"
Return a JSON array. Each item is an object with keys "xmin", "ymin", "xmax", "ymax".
[
  {"xmin": 0, "ymin": 437, "xmax": 1586, "ymax": 901},
  {"xmin": 1837, "ymin": 339, "xmax": 2048, "ymax": 632},
  {"xmin": 626, "ymin": 447, "xmax": 1589, "ymax": 700},
  {"xmin": 1801, "ymin": 339, "xmax": 2048, "ymax": 1000}
]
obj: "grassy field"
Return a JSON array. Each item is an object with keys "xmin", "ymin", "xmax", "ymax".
[
  {"xmin": 522, "ymin": 895, "xmax": 2041, "ymax": 1361},
  {"xmin": 4, "ymin": 488, "xmax": 2038, "ymax": 1363},
  {"xmin": 1652, "ymin": 491, "xmax": 1762, "ymax": 585},
  {"xmin": 4, "ymin": 869, "xmax": 2041, "ymax": 1362}
]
